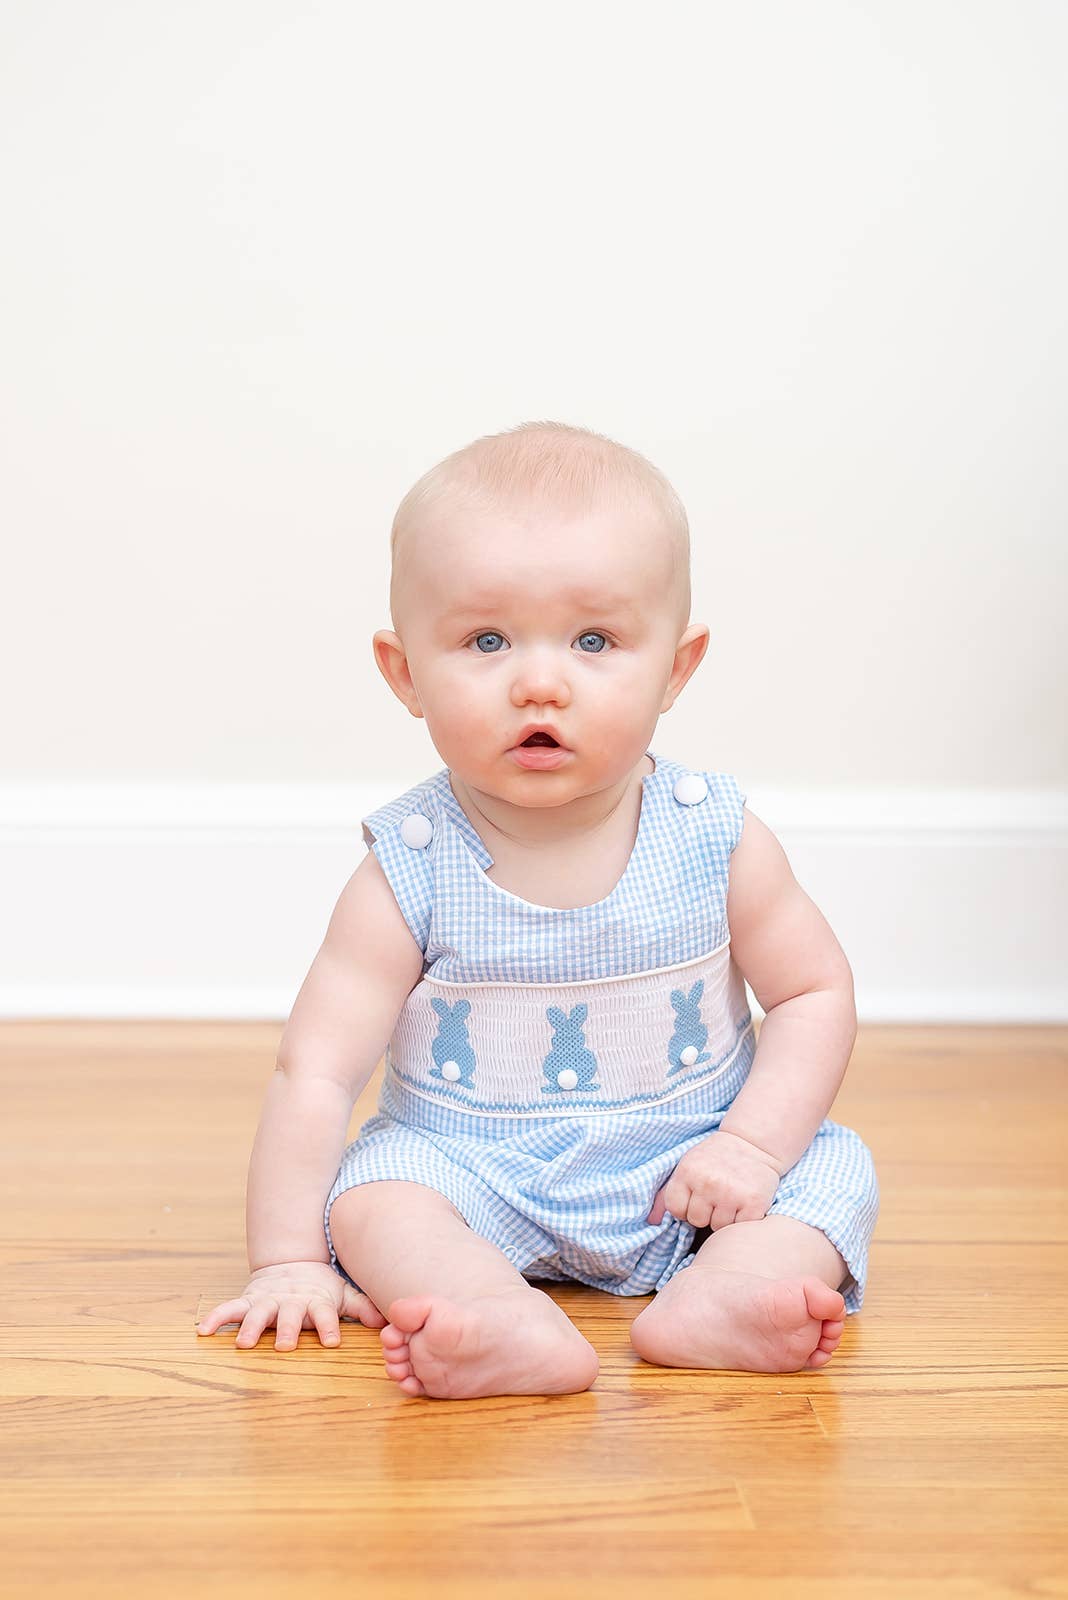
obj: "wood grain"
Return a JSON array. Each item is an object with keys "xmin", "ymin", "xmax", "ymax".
[{"xmin": 1, "ymin": 1021, "xmax": 1066, "ymax": 1598}]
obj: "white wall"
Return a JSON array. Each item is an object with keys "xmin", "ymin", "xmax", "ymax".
[{"xmin": 1, "ymin": 1, "xmax": 1065, "ymax": 1018}]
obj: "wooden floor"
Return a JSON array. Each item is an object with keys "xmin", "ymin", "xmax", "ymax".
[{"xmin": 1, "ymin": 1023, "xmax": 1066, "ymax": 1598}]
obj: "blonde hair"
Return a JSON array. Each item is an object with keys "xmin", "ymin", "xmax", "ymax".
[{"xmin": 389, "ymin": 420, "xmax": 691, "ymax": 627}]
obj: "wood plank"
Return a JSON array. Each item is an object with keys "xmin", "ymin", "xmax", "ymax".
[
  {"xmin": 2, "ymin": 1521, "xmax": 1067, "ymax": 1599},
  {"xmin": 1, "ymin": 1022, "xmax": 1066, "ymax": 1600}
]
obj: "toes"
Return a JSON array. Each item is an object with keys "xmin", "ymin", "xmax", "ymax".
[
  {"xmin": 380, "ymin": 1321, "xmax": 416, "ymax": 1385},
  {"xmin": 384, "ymin": 1295, "xmax": 436, "ymax": 1336},
  {"xmin": 801, "ymin": 1278, "xmax": 847, "ymax": 1323},
  {"xmin": 384, "ymin": 1355, "xmax": 423, "ymax": 1394},
  {"xmin": 808, "ymin": 1317, "xmax": 845, "ymax": 1367},
  {"xmin": 381, "ymin": 1335, "xmax": 418, "ymax": 1385}
]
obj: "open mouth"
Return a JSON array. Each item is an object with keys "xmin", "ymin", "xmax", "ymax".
[{"xmin": 520, "ymin": 733, "xmax": 559, "ymax": 748}]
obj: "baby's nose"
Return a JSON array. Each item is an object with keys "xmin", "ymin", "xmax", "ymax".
[{"xmin": 509, "ymin": 652, "xmax": 572, "ymax": 705}]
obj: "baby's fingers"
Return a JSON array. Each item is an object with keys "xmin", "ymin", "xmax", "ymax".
[
  {"xmin": 648, "ymin": 1175, "xmax": 688, "ymax": 1226},
  {"xmin": 340, "ymin": 1288, "xmax": 387, "ymax": 1330},
  {"xmin": 273, "ymin": 1297, "xmax": 339, "ymax": 1351},
  {"xmin": 308, "ymin": 1297, "xmax": 342, "ymax": 1348},
  {"xmin": 273, "ymin": 1297, "xmax": 309, "ymax": 1351},
  {"xmin": 235, "ymin": 1300, "xmax": 279, "ymax": 1348},
  {"xmin": 197, "ymin": 1298, "xmax": 250, "ymax": 1335}
]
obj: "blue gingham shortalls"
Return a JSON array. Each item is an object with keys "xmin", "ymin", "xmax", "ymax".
[{"xmin": 324, "ymin": 752, "xmax": 879, "ymax": 1311}]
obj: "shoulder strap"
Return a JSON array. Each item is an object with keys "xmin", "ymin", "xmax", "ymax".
[
  {"xmin": 361, "ymin": 775, "xmax": 444, "ymax": 954},
  {"xmin": 699, "ymin": 769, "xmax": 747, "ymax": 857},
  {"xmin": 649, "ymin": 761, "xmax": 748, "ymax": 950}
]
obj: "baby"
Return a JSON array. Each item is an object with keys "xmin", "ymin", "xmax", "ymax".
[{"xmin": 198, "ymin": 421, "xmax": 879, "ymax": 1399}]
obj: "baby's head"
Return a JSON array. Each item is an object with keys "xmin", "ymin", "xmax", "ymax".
[{"xmin": 373, "ymin": 421, "xmax": 709, "ymax": 806}]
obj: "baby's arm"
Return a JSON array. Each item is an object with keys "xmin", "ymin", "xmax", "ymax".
[
  {"xmin": 717, "ymin": 807, "xmax": 858, "ymax": 1173},
  {"xmin": 198, "ymin": 849, "xmax": 424, "ymax": 1346},
  {"xmin": 246, "ymin": 849, "xmax": 424, "ymax": 1268},
  {"xmin": 649, "ymin": 809, "xmax": 856, "ymax": 1229}
]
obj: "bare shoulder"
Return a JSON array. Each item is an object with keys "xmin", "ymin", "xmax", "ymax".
[
  {"xmin": 726, "ymin": 806, "xmax": 794, "ymax": 919},
  {"xmin": 275, "ymin": 851, "xmax": 425, "ymax": 1091},
  {"xmin": 323, "ymin": 849, "xmax": 425, "ymax": 983},
  {"xmin": 726, "ymin": 806, "xmax": 854, "ymax": 1010}
]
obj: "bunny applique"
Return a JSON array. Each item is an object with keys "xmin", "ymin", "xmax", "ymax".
[
  {"xmin": 667, "ymin": 980, "xmax": 712, "ymax": 1076},
  {"xmin": 428, "ymin": 997, "xmax": 477, "ymax": 1088},
  {"xmin": 541, "ymin": 1003, "xmax": 601, "ymax": 1095}
]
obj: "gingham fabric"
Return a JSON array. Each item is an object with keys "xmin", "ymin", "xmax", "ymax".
[{"xmin": 324, "ymin": 751, "xmax": 879, "ymax": 1310}]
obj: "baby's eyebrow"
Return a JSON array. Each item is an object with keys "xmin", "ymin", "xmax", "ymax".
[{"xmin": 439, "ymin": 591, "xmax": 641, "ymax": 620}]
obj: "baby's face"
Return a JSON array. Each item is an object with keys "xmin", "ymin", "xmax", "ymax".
[{"xmin": 376, "ymin": 496, "xmax": 704, "ymax": 808}]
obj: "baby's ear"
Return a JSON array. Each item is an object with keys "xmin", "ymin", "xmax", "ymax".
[{"xmin": 372, "ymin": 629, "xmax": 424, "ymax": 719}]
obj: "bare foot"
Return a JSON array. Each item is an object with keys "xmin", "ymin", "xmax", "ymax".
[
  {"xmin": 630, "ymin": 1267, "xmax": 847, "ymax": 1373},
  {"xmin": 379, "ymin": 1284, "xmax": 599, "ymax": 1399}
]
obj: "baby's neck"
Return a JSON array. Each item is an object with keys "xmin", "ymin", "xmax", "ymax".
[{"xmin": 450, "ymin": 754, "xmax": 654, "ymax": 855}]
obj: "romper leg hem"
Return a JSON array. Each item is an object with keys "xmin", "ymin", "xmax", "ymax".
[
  {"xmin": 764, "ymin": 1193, "xmax": 870, "ymax": 1314},
  {"xmin": 323, "ymin": 1122, "xmax": 553, "ymax": 1296},
  {"xmin": 766, "ymin": 1119, "xmax": 881, "ymax": 1314}
]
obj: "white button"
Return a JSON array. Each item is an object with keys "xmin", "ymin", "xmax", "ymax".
[
  {"xmin": 556, "ymin": 1069, "xmax": 579, "ymax": 1090},
  {"xmin": 679, "ymin": 1045, "xmax": 699, "ymax": 1067},
  {"xmin": 440, "ymin": 1060, "xmax": 461, "ymax": 1082},
  {"xmin": 672, "ymin": 774, "xmax": 708, "ymax": 806},
  {"xmin": 400, "ymin": 812, "xmax": 433, "ymax": 849}
]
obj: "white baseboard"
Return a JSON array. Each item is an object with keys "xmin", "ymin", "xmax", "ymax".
[{"xmin": 1, "ymin": 782, "xmax": 1065, "ymax": 1023}]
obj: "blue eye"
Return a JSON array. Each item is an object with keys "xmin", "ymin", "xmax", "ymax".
[
  {"xmin": 575, "ymin": 632, "xmax": 609, "ymax": 654},
  {"xmin": 471, "ymin": 632, "xmax": 508, "ymax": 653}
]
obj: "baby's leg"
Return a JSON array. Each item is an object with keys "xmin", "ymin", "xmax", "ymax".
[
  {"xmin": 328, "ymin": 1180, "xmax": 598, "ymax": 1399},
  {"xmin": 630, "ymin": 1215, "xmax": 848, "ymax": 1373}
]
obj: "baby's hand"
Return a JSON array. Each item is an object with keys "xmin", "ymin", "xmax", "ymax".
[
  {"xmin": 196, "ymin": 1261, "xmax": 387, "ymax": 1351},
  {"xmin": 646, "ymin": 1130, "xmax": 782, "ymax": 1230}
]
